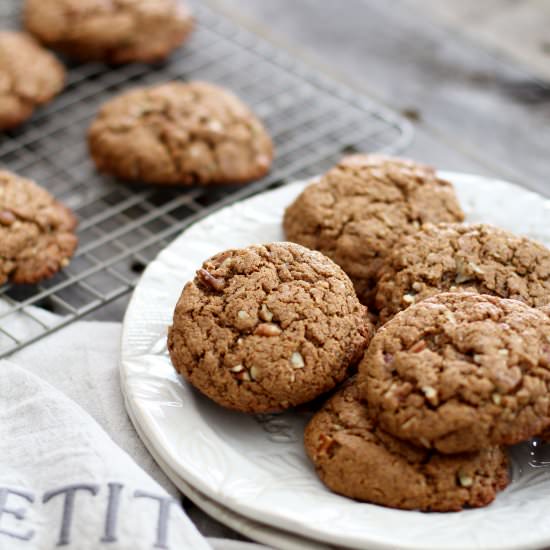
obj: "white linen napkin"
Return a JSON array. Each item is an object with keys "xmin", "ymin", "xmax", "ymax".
[
  {"xmin": 10, "ymin": 320, "xmax": 177, "ymax": 498},
  {"xmin": 0, "ymin": 306, "xmax": 270, "ymax": 550},
  {"xmin": 0, "ymin": 359, "xmax": 211, "ymax": 550}
]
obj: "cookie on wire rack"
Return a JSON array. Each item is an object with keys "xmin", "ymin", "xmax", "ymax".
[
  {"xmin": 0, "ymin": 171, "xmax": 78, "ymax": 285},
  {"xmin": 0, "ymin": 31, "xmax": 65, "ymax": 130},
  {"xmin": 88, "ymin": 81, "xmax": 273, "ymax": 186},
  {"xmin": 23, "ymin": 0, "xmax": 193, "ymax": 64}
]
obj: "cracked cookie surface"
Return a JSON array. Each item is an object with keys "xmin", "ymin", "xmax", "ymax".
[
  {"xmin": 360, "ymin": 292, "xmax": 550, "ymax": 454},
  {"xmin": 376, "ymin": 223, "xmax": 550, "ymax": 324},
  {"xmin": 0, "ymin": 32, "xmax": 65, "ymax": 130},
  {"xmin": 0, "ymin": 171, "xmax": 78, "ymax": 285},
  {"xmin": 24, "ymin": 0, "xmax": 193, "ymax": 63},
  {"xmin": 283, "ymin": 155, "xmax": 464, "ymax": 307},
  {"xmin": 88, "ymin": 81, "xmax": 273, "ymax": 185},
  {"xmin": 305, "ymin": 380, "xmax": 508, "ymax": 511},
  {"xmin": 168, "ymin": 242, "xmax": 370, "ymax": 413}
]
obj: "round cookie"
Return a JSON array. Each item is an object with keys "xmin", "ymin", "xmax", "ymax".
[
  {"xmin": 283, "ymin": 155, "xmax": 464, "ymax": 307},
  {"xmin": 360, "ymin": 292, "xmax": 550, "ymax": 454},
  {"xmin": 88, "ymin": 81, "xmax": 273, "ymax": 185},
  {"xmin": 168, "ymin": 242, "xmax": 370, "ymax": 413},
  {"xmin": 23, "ymin": 0, "xmax": 193, "ymax": 64},
  {"xmin": 0, "ymin": 171, "xmax": 78, "ymax": 285},
  {"xmin": 0, "ymin": 32, "xmax": 65, "ymax": 130},
  {"xmin": 376, "ymin": 223, "xmax": 550, "ymax": 324},
  {"xmin": 305, "ymin": 381, "xmax": 508, "ymax": 511}
]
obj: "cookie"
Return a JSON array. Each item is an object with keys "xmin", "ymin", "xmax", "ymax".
[
  {"xmin": 168, "ymin": 242, "xmax": 370, "ymax": 413},
  {"xmin": 283, "ymin": 155, "xmax": 464, "ymax": 307},
  {"xmin": 88, "ymin": 81, "xmax": 273, "ymax": 185},
  {"xmin": 23, "ymin": 0, "xmax": 193, "ymax": 64},
  {"xmin": 360, "ymin": 292, "xmax": 550, "ymax": 454},
  {"xmin": 0, "ymin": 32, "xmax": 65, "ymax": 130},
  {"xmin": 0, "ymin": 171, "xmax": 78, "ymax": 285},
  {"xmin": 305, "ymin": 380, "xmax": 508, "ymax": 511},
  {"xmin": 376, "ymin": 223, "xmax": 550, "ymax": 324}
]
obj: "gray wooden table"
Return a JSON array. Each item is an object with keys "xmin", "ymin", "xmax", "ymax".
[{"xmin": 95, "ymin": 0, "xmax": 550, "ymax": 543}]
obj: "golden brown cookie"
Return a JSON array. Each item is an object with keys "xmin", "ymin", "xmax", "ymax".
[
  {"xmin": 360, "ymin": 292, "xmax": 550, "ymax": 454},
  {"xmin": 0, "ymin": 31, "xmax": 65, "ymax": 130},
  {"xmin": 23, "ymin": 0, "xmax": 193, "ymax": 64},
  {"xmin": 88, "ymin": 81, "xmax": 273, "ymax": 185},
  {"xmin": 283, "ymin": 155, "xmax": 464, "ymax": 307},
  {"xmin": 305, "ymin": 381, "xmax": 509, "ymax": 511},
  {"xmin": 0, "ymin": 171, "xmax": 78, "ymax": 285},
  {"xmin": 376, "ymin": 223, "xmax": 550, "ymax": 324},
  {"xmin": 168, "ymin": 242, "xmax": 370, "ymax": 413}
]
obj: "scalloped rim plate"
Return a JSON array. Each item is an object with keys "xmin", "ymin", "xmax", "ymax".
[{"xmin": 121, "ymin": 173, "xmax": 550, "ymax": 550}]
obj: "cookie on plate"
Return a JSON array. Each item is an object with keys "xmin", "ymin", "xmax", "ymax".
[
  {"xmin": 23, "ymin": 0, "xmax": 193, "ymax": 64},
  {"xmin": 283, "ymin": 155, "xmax": 464, "ymax": 307},
  {"xmin": 0, "ymin": 171, "xmax": 78, "ymax": 285},
  {"xmin": 376, "ymin": 223, "xmax": 550, "ymax": 324},
  {"xmin": 88, "ymin": 81, "xmax": 273, "ymax": 185},
  {"xmin": 168, "ymin": 242, "xmax": 370, "ymax": 413},
  {"xmin": 0, "ymin": 31, "xmax": 65, "ymax": 130},
  {"xmin": 360, "ymin": 292, "xmax": 550, "ymax": 454},
  {"xmin": 305, "ymin": 380, "xmax": 508, "ymax": 511}
]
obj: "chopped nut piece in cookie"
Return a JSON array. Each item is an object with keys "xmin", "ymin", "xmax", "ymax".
[
  {"xmin": 290, "ymin": 351, "xmax": 305, "ymax": 368},
  {"xmin": 259, "ymin": 304, "xmax": 274, "ymax": 322},
  {"xmin": 410, "ymin": 340, "xmax": 427, "ymax": 353},
  {"xmin": 197, "ymin": 268, "xmax": 225, "ymax": 291},
  {"xmin": 421, "ymin": 386, "xmax": 438, "ymax": 404},
  {"xmin": 235, "ymin": 370, "xmax": 251, "ymax": 382},
  {"xmin": 254, "ymin": 323, "xmax": 282, "ymax": 336},
  {"xmin": 316, "ymin": 433, "xmax": 335, "ymax": 455},
  {"xmin": 457, "ymin": 472, "xmax": 474, "ymax": 488},
  {"xmin": 0, "ymin": 211, "xmax": 15, "ymax": 226}
]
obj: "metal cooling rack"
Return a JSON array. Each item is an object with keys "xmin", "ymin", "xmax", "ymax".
[{"xmin": 0, "ymin": 0, "xmax": 412, "ymax": 356}]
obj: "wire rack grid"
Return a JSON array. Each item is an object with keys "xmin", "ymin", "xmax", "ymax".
[{"xmin": 0, "ymin": 0, "xmax": 412, "ymax": 357}]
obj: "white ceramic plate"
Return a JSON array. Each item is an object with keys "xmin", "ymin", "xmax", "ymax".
[{"xmin": 121, "ymin": 173, "xmax": 550, "ymax": 550}]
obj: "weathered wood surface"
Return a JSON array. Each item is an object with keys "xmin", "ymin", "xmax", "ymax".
[
  {"xmin": 213, "ymin": 0, "xmax": 550, "ymax": 196},
  {"xmin": 410, "ymin": 0, "xmax": 550, "ymax": 81}
]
